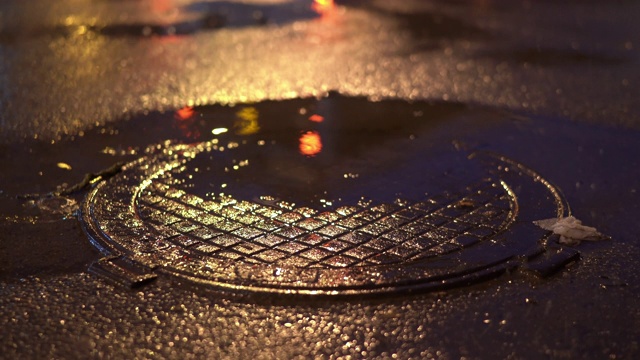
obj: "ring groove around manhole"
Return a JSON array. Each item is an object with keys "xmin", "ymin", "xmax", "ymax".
[{"xmin": 81, "ymin": 135, "xmax": 575, "ymax": 296}]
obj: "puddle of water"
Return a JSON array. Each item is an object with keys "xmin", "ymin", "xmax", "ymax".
[
  {"xmin": 165, "ymin": 95, "xmax": 488, "ymax": 209},
  {"xmin": 0, "ymin": 94, "xmax": 479, "ymax": 214},
  {"xmin": 3, "ymin": 93, "xmax": 639, "ymax": 226},
  {"xmin": 3, "ymin": 94, "xmax": 638, "ymax": 274},
  {"xmin": 0, "ymin": 1, "xmax": 320, "ymax": 43}
]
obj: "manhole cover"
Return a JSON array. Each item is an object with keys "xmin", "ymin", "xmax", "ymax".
[{"xmin": 81, "ymin": 99, "xmax": 580, "ymax": 296}]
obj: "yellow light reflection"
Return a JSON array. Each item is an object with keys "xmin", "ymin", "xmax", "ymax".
[
  {"xmin": 234, "ymin": 107, "xmax": 260, "ymax": 135},
  {"xmin": 299, "ymin": 131, "xmax": 322, "ymax": 156},
  {"xmin": 57, "ymin": 162, "xmax": 72, "ymax": 170}
]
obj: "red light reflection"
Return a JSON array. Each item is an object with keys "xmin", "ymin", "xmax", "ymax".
[
  {"xmin": 299, "ymin": 131, "xmax": 323, "ymax": 156},
  {"xmin": 174, "ymin": 106, "xmax": 200, "ymax": 139}
]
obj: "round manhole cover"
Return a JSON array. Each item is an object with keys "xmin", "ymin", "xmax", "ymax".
[{"xmin": 81, "ymin": 98, "xmax": 576, "ymax": 296}]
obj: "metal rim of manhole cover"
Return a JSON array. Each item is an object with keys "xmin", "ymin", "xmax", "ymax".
[{"xmin": 81, "ymin": 134, "xmax": 580, "ymax": 297}]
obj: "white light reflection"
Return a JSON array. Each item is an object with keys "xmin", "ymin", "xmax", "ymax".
[{"xmin": 212, "ymin": 128, "xmax": 228, "ymax": 135}]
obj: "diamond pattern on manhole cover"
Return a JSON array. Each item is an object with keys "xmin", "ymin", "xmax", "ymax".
[{"xmin": 81, "ymin": 141, "xmax": 578, "ymax": 296}]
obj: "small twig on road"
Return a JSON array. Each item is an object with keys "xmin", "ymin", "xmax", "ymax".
[{"xmin": 18, "ymin": 161, "xmax": 127, "ymax": 200}]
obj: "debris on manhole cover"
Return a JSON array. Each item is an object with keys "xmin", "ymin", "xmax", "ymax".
[
  {"xmin": 534, "ymin": 216, "xmax": 608, "ymax": 246},
  {"xmin": 79, "ymin": 98, "xmax": 586, "ymax": 296}
]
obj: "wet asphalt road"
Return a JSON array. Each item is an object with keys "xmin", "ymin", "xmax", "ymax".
[{"xmin": 1, "ymin": 0, "xmax": 640, "ymax": 358}]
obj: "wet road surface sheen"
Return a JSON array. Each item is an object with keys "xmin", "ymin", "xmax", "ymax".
[
  {"xmin": 1, "ymin": 0, "xmax": 639, "ymax": 140},
  {"xmin": 1, "ymin": 94, "xmax": 639, "ymax": 357},
  {"xmin": 1, "ymin": 0, "xmax": 640, "ymax": 358}
]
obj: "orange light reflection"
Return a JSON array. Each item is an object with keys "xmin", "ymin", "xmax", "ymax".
[
  {"xmin": 312, "ymin": 0, "xmax": 336, "ymax": 15},
  {"xmin": 175, "ymin": 106, "xmax": 195, "ymax": 120},
  {"xmin": 299, "ymin": 131, "xmax": 323, "ymax": 156},
  {"xmin": 308, "ymin": 114, "xmax": 324, "ymax": 123},
  {"xmin": 151, "ymin": 0, "xmax": 173, "ymax": 14}
]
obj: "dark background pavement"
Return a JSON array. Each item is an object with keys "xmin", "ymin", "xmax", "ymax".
[{"xmin": 1, "ymin": 0, "xmax": 639, "ymax": 358}]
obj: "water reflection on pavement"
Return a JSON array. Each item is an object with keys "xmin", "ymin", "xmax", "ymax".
[{"xmin": 1, "ymin": 0, "xmax": 639, "ymax": 358}]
